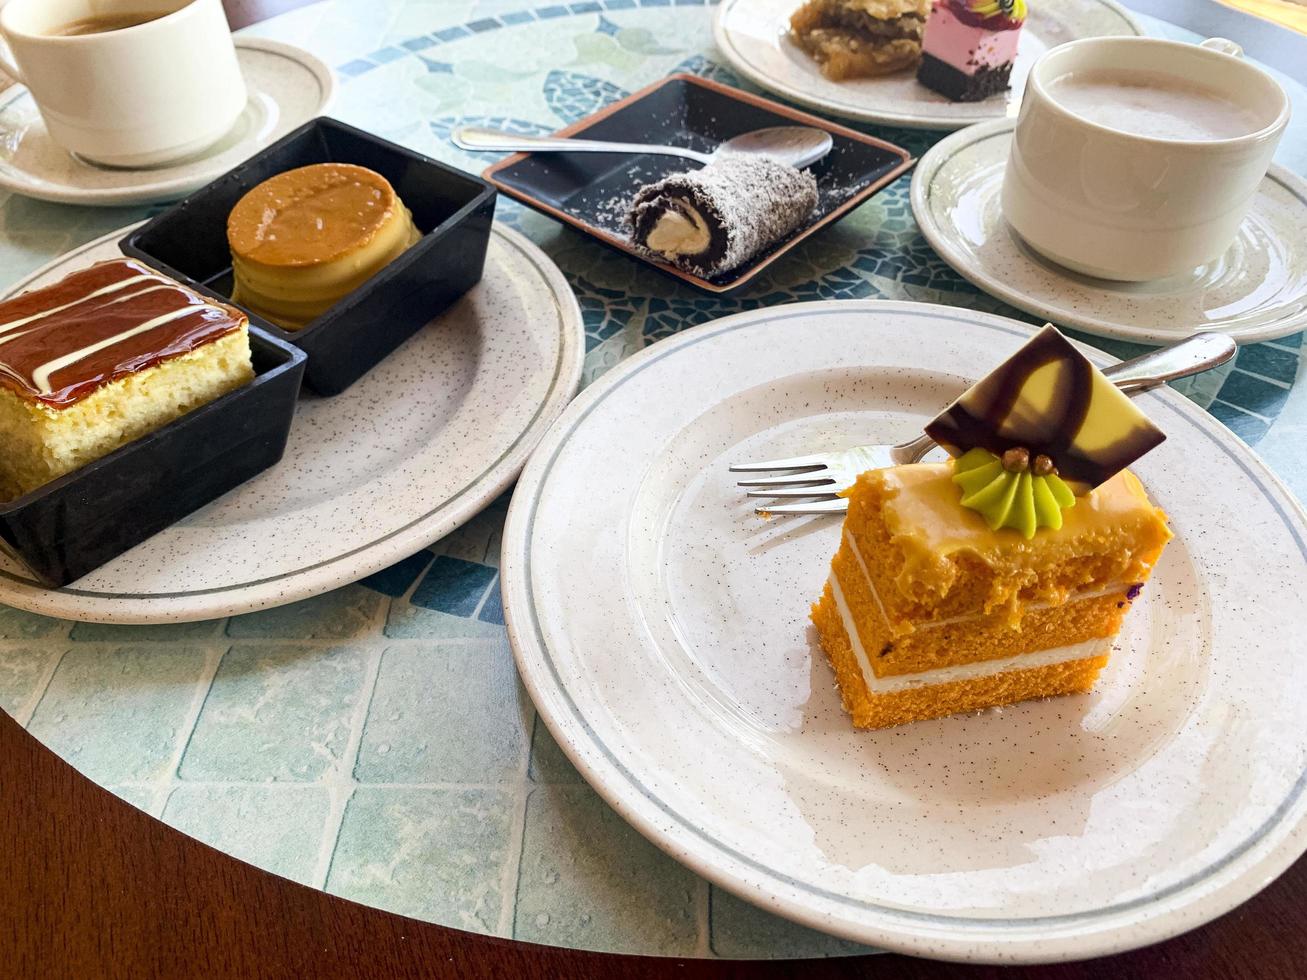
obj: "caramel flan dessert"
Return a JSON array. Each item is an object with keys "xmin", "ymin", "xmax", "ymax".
[
  {"xmin": 228, "ymin": 163, "xmax": 421, "ymax": 330},
  {"xmin": 0, "ymin": 258, "xmax": 254, "ymax": 501}
]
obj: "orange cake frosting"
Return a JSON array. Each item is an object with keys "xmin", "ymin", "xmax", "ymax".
[{"xmin": 811, "ymin": 462, "xmax": 1171, "ymax": 729}]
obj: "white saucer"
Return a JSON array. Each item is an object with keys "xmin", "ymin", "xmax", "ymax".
[
  {"xmin": 911, "ymin": 120, "xmax": 1307, "ymax": 345},
  {"xmin": 0, "ymin": 38, "xmax": 335, "ymax": 207},
  {"xmin": 502, "ymin": 299, "xmax": 1307, "ymax": 962},
  {"xmin": 712, "ymin": 0, "xmax": 1140, "ymax": 130},
  {"xmin": 0, "ymin": 222, "xmax": 584, "ymax": 623}
]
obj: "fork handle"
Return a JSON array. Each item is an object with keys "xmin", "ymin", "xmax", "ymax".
[{"xmin": 1101, "ymin": 333, "xmax": 1237, "ymax": 393}]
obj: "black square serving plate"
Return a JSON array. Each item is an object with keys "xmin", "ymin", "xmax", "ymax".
[
  {"xmin": 122, "ymin": 117, "xmax": 497, "ymax": 395},
  {"xmin": 483, "ymin": 74, "xmax": 914, "ymax": 294},
  {"xmin": 0, "ymin": 329, "xmax": 306, "ymax": 588}
]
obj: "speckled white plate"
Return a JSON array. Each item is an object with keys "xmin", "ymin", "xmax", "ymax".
[
  {"xmin": 712, "ymin": 0, "xmax": 1140, "ymax": 130},
  {"xmin": 0, "ymin": 221, "xmax": 584, "ymax": 623},
  {"xmin": 502, "ymin": 300, "xmax": 1307, "ymax": 964},
  {"xmin": 912, "ymin": 120, "xmax": 1307, "ymax": 345},
  {"xmin": 0, "ymin": 38, "xmax": 334, "ymax": 207}
]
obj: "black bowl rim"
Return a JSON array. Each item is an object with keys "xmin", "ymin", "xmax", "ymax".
[
  {"xmin": 119, "ymin": 116, "xmax": 498, "ymax": 344},
  {"xmin": 0, "ymin": 326, "xmax": 305, "ymax": 517}
]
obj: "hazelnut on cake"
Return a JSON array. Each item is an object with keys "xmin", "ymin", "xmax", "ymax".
[
  {"xmin": 0, "ymin": 258, "xmax": 253, "ymax": 502},
  {"xmin": 811, "ymin": 326, "xmax": 1172, "ymax": 730}
]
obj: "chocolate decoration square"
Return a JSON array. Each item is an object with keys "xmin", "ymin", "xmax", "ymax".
[{"xmin": 924, "ymin": 325, "xmax": 1166, "ymax": 494}]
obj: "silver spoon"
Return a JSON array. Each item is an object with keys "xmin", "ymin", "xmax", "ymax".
[{"xmin": 450, "ymin": 124, "xmax": 835, "ymax": 169}]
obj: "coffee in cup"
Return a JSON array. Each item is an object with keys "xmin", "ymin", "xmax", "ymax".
[
  {"xmin": 1001, "ymin": 37, "xmax": 1290, "ymax": 282},
  {"xmin": 0, "ymin": 0, "xmax": 248, "ymax": 169},
  {"xmin": 1045, "ymin": 68, "xmax": 1264, "ymax": 142},
  {"xmin": 50, "ymin": 11, "xmax": 169, "ymax": 36}
]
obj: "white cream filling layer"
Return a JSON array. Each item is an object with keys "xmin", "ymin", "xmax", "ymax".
[
  {"xmin": 645, "ymin": 204, "xmax": 711, "ymax": 257},
  {"xmin": 827, "ymin": 573, "xmax": 1111, "ymax": 694}
]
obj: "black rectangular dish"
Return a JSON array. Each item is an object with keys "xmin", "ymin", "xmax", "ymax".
[
  {"xmin": 482, "ymin": 74, "xmax": 914, "ymax": 294},
  {"xmin": 0, "ymin": 329, "xmax": 306, "ymax": 587},
  {"xmin": 121, "ymin": 117, "xmax": 497, "ymax": 395}
]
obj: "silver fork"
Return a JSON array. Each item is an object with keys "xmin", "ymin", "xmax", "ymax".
[{"xmin": 732, "ymin": 332, "xmax": 1238, "ymax": 516}]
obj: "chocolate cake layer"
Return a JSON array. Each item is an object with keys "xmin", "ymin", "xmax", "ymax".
[
  {"xmin": 916, "ymin": 52, "xmax": 1012, "ymax": 101},
  {"xmin": 0, "ymin": 259, "xmax": 246, "ymax": 408},
  {"xmin": 628, "ymin": 156, "xmax": 819, "ymax": 279}
]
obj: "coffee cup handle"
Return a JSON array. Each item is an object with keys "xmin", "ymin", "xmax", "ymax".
[
  {"xmin": 1200, "ymin": 37, "xmax": 1244, "ymax": 58},
  {"xmin": 0, "ymin": 37, "xmax": 25, "ymax": 85}
]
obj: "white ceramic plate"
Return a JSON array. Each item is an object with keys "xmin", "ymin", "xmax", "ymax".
[
  {"xmin": 502, "ymin": 300, "xmax": 1307, "ymax": 963},
  {"xmin": 0, "ymin": 222, "xmax": 584, "ymax": 623},
  {"xmin": 712, "ymin": 0, "xmax": 1140, "ymax": 130},
  {"xmin": 0, "ymin": 38, "xmax": 334, "ymax": 206},
  {"xmin": 911, "ymin": 120, "xmax": 1307, "ymax": 345}
]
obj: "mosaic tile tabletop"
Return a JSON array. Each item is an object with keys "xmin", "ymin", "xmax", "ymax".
[{"xmin": 2, "ymin": 0, "xmax": 1305, "ymax": 961}]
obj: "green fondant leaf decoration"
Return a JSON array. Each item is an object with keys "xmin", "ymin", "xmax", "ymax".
[{"xmin": 952, "ymin": 448, "xmax": 1076, "ymax": 539}]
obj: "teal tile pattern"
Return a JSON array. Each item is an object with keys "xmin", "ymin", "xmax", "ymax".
[
  {"xmin": 162, "ymin": 785, "xmax": 331, "ymax": 885},
  {"xmin": 26, "ymin": 646, "xmax": 216, "ymax": 784},
  {"xmin": 0, "ymin": 606, "xmax": 68, "ymax": 639},
  {"xmin": 2, "ymin": 0, "xmax": 1305, "ymax": 964},
  {"xmin": 356, "ymin": 638, "xmax": 531, "ymax": 783},
  {"xmin": 327, "ymin": 787, "xmax": 517, "ymax": 933},
  {"xmin": 0, "ymin": 646, "xmax": 61, "ymax": 717},
  {"xmin": 181, "ymin": 644, "xmax": 370, "ymax": 782},
  {"xmin": 528, "ymin": 716, "xmax": 585, "ymax": 785},
  {"xmin": 516, "ymin": 782, "xmax": 699, "ymax": 954},
  {"xmin": 70, "ymin": 620, "xmax": 225, "ymax": 642},
  {"xmin": 709, "ymin": 887, "xmax": 875, "ymax": 958},
  {"xmin": 227, "ymin": 585, "xmax": 385, "ymax": 639}
]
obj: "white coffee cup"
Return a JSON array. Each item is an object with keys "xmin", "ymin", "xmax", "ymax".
[
  {"xmin": 0, "ymin": 0, "xmax": 248, "ymax": 168},
  {"xmin": 1001, "ymin": 36, "xmax": 1290, "ymax": 282}
]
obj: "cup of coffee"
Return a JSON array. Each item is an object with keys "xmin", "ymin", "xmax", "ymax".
[
  {"xmin": 1001, "ymin": 36, "xmax": 1290, "ymax": 282},
  {"xmin": 0, "ymin": 0, "xmax": 247, "ymax": 168}
]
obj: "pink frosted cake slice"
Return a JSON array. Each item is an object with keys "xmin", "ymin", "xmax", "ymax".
[{"xmin": 917, "ymin": 0, "xmax": 1025, "ymax": 102}]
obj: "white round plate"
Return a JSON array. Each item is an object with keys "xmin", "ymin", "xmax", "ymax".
[
  {"xmin": 0, "ymin": 222, "xmax": 584, "ymax": 623},
  {"xmin": 911, "ymin": 121, "xmax": 1307, "ymax": 345},
  {"xmin": 502, "ymin": 300, "xmax": 1307, "ymax": 963},
  {"xmin": 0, "ymin": 38, "xmax": 334, "ymax": 206},
  {"xmin": 713, "ymin": 0, "xmax": 1140, "ymax": 130}
]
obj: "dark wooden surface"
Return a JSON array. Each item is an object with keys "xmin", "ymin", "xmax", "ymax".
[
  {"xmin": 1, "ymin": 706, "xmax": 1302, "ymax": 978},
  {"xmin": 0, "ymin": 2, "xmax": 1296, "ymax": 977}
]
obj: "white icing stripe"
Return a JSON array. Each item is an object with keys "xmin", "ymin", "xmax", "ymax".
[
  {"xmin": 0, "ymin": 272, "xmax": 162, "ymax": 339},
  {"xmin": 0, "ymin": 284, "xmax": 177, "ymax": 351},
  {"xmin": 827, "ymin": 574, "xmax": 1111, "ymax": 694},
  {"xmin": 843, "ymin": 528, "xmax": 891, "ymax": 628},
  {"xmin": 31, "ymin": 304, "xmax": 208, "ymax": 395}
]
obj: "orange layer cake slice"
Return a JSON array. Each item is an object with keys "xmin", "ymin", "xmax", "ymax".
[{"xmin": 811, "ymin": 462, "xmax": 1171, "ymax": 730}]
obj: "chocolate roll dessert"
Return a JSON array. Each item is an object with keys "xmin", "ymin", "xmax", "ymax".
[{"xmin": 628, "ymin": 156, "xmax": 819, "ymax": 279}]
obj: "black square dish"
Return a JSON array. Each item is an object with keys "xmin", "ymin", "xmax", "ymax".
[
  {"xmin": 121, "ymin": 117, "xmax": 497, "ymax": 395},
  {"xmin": 483, "ymin": 74, "xmax": 914, "ymax": 294},
  {"xmin": 0, "ymin": 329, "xmax": 306, "ymax": 588}
]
